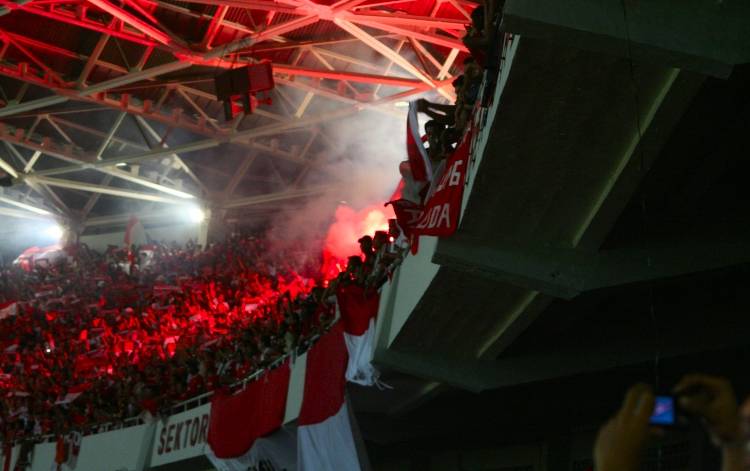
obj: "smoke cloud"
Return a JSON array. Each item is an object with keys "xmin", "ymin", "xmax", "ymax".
[{"xmin": 266, "ymin": 107, "xmax": 405, "ymax": 272}]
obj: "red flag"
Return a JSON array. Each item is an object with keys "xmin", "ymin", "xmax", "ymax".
[
  {"xmin": 336, "ymin": 285, "xmax": 379, "ymax": 336},
  {"xmin": 410, "ymin": 128, "xmax": 473, "ymax": 238},
  {"xmin": 297, "ymin": 323, "xmax": 361, "ymax": 470},
  {"xmin": 298, "ymin": 324, "xmax": 348, "ymax": 426},
  {"xmin": 384, "ymin": 199, "xmax": 424, "ymax": 238},
  {"xmin": 207, "ymin": 361, "xmax": 290, "ymax": 458}
]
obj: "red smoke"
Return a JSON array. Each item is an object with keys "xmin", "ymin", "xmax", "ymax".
[{"xmin": 321, "ymin": 204, "xmax": 395, "ymax": 279}]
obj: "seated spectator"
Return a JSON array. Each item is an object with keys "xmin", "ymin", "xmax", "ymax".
[{"xmin": 358, "ymin": 236, "xmax": 376, "ymax": 272}]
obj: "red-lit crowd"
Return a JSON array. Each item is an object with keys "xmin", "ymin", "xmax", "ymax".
[{"xmin": 0, "ymin": 235, "xmax": 339, "ymax": 444}]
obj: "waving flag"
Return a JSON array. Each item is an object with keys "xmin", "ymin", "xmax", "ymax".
[{"xmin": 406, "ymin": 102, "xmax": 433, "ymax": 182}]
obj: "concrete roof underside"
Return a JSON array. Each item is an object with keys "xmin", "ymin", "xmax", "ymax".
[{"xmin": 351, "ymin": 5, "xmax": 750, "ymax": 452}]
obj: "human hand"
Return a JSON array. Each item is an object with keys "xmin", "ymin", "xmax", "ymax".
[
  {"xmin": 594, "ymin": 383, "xmax": 656, "ymax": 471},
  {"xmin": 674, "ymin": 374, "xmax": 740, "ymax": 446}
]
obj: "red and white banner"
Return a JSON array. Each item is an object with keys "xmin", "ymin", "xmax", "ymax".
[
  {"xmin": 13, "ymin": 245, "xmax": 65, "ymax": 271},
  {"xmin": 124, "ymin": 216, "xmax": 146, "ymax": 248},
  {"xmin": 52, "ymin": 431, "xmax": 81, "ymax": 471},
  {"xmin": 410, "ymin": 130, "xmax": 472, "ymax": 238},
  {"xmin": 64, "ymin": 431, "xmax": 81, "ymax": 470},
  {"xmin": 206, "ymin": 362, "xmax": 292, "ymax": 471},
  {"xmin": 206, "ymin": 428, "xmax": 296, "ymax": 471},
  {"xmin": 200, "ymin": 324, "xmax": 367, "ymax": 470},
  {"xmin": 386, "ymin": 130, "xmax": 473, "ymax": 253},
  {"xmin": 385, "ymin": 198, "xmax": 423, "ymax": 238},
  {"xmin": 337, "ymin": 285, "xmax": 380, "ymax": 386},
  {"xmin": 297, "ymin": 324, "xmax": 361, "ymax": 471}
]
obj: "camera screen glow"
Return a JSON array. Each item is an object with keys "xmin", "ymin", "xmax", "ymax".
[{"xmin": 650, "ymin": 396, "xmax": 675, "ymax": 425}]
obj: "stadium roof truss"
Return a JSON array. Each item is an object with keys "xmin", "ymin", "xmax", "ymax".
[{"xmin": 0, "ymin": 0, "xmax": 472, "ymax": 230}]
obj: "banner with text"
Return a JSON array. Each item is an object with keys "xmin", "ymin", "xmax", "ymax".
[
  {"xmin": 150, "ymin": 403, "xmax": 211, "ymax": 467},
  {"xmin": 410, "ymin": 130, "xmax": 472, "ymax": 238}
]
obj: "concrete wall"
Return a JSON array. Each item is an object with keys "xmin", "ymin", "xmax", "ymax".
[
  {"xmin": 80, "ymin": 224, "xmax": 201, "ymax": 252},
  {"xmin": 374, "ymin": 36, "xmax": 521, "ymax": 352},
  {"xmin": 0, "ymin": 423, "xmax": 156, "ymax": 471},
  {"xmin": 375, "ymin": 236, "xmax": 441, "ymax": 349}
]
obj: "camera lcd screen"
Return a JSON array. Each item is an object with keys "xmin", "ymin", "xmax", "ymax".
[{"xmin": 650, "ymin": 396, "xmax": 676, "ymax": 425}]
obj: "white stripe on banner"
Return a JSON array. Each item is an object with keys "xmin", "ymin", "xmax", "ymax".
[
  {"xmin": 344, "ymin": 318, "xmax": 377, "ymax": 386},
  {"xmin": 297, "ymin": 402, "xmax": 360, "ymax": 471},
  {"xmin": 206, "ymin": 428, "xmax": 297, "ymax": 471},
  {"xmin": 284, "ymin": 352, "xmax": 307, "ymax": 424},
  {"xmin": 408, "ymin": 101, "xmax": 433, "ymax": 182}
]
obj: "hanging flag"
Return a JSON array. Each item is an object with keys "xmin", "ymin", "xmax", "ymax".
[
  {"xmin": 297, "ymin": 324, "xmax": 361, "ymax": 471},
  {"xmin": 336, "ymin": 285, "xmax": 380, "ymax": 386},
  {"xmin": 406, "ymin": 102, "xmax": 433, "ymax": 182},
  {"xmin": 410, "ymin": 128, "xmax": 474, "ymax": 239},
  {"xmin": 384, "ymin": 199, "xmax": 424, "ymax": 238},
  {"xmin": 206, "ymin": 362, "xmax": 292, "ymax": 470},
  {"xmin": 64, "ymin": 431, "xmax": 82, "ymax": 469},
  {"xmin": 54, "ymin": 435, "xmax": 67, "ymax": 471},
  {"xmin": 205, "ymin": 428, "xmax": 297, "ymax": 471},
  {"xmin": 124, "ymin": 216, "xmax": 146, "ymax": 248}
]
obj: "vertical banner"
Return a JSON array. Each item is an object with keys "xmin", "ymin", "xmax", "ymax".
[{"xmin": 410, "ymin": 130, "xmax": 473, "ymax": 237}]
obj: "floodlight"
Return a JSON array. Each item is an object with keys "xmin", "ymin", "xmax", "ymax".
[
  {"xmin": 44, "ymin": 223, "xmax": 64, "ymax": 241},
  {"xmin": 187, "ymin": 205, "xmax": 206, "ymax": 224}
]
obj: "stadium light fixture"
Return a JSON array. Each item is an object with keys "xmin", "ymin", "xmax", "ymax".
[
  {"xmin": 187, "ymin": 205, "xmax": 206, "ymax": 224},
  {"xmin": 44, "ymin": 223, "xmax": 64, "ymax": 241}
]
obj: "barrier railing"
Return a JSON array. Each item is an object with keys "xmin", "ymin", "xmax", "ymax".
[
  {"xmin": 465, "ymin": 32, "xmax": 515, "ymax": 190},
  {"xmin": 5, "ymin": 326, "xmax": 329, "ymax": 448},
  {"xmin": 163, "ymin": 330, "xmax": 323, "ymax": 417}
]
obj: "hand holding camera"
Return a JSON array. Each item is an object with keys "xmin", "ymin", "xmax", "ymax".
[
  {"xmin": 672, "ymin": 374, "xmax": 742, "ymax": 446},
  {"xmin": 595, "ymin": 375, "xmax": 746, "ymax": 471}
]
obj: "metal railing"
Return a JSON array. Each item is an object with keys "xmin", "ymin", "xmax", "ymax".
[
  {"xmin": 5, "ymin": 325, "xmax": 330, "ymax": 447},
  {"xmin": 163, "ymin": 330, "xmax": 323, "ymax": 417},
  {"xmin": 465, "ymin": 32, "xmax": 515, "ymax": 191}
]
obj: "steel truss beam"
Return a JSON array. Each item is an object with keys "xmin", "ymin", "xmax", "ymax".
[
  {"xmin": 0, "ymin": 206, "xmax": 51, "ymax": 220},
  {"xmin": 0, "ymin": 193, "xmax": 53, "ymax": 215},
  {"xmin": 221, "ymin": 185, "xmax": 335, "ymax": 209},
  {"xmin": 18, "ymin": 104, "xmax": 363, "ymax": 178},
  {"xmin": 0, "ymin": 0, "xmax": 472, "ymax": 229},
  {"xmin": 27, "ymin": 175, "xmax": 189, "ymax": 205}
]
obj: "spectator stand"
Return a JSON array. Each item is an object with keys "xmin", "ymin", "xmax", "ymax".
[{"xmin": 374, "ymin": 28, "xmax": 522, "ymax": 352}]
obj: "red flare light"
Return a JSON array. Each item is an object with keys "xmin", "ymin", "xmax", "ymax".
[{"xmin": 321, "ymin": 204, "xmax": 395, "ymax": 278}]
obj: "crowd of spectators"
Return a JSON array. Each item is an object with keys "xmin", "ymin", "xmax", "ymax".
[
  {"xmin": 329, "ymin": 228, "xmax": 407, "ymax": 297},
  {"xmin": 413, "ymin": 1, "xmax": 504, "ymax": 172},
  {"xmin": 0, "ymin": 0, "xmax": 497, "ymax": 453},
  {"xmin": 0, "ymin": 234, "xmax": 346, "ymax": 446}
]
